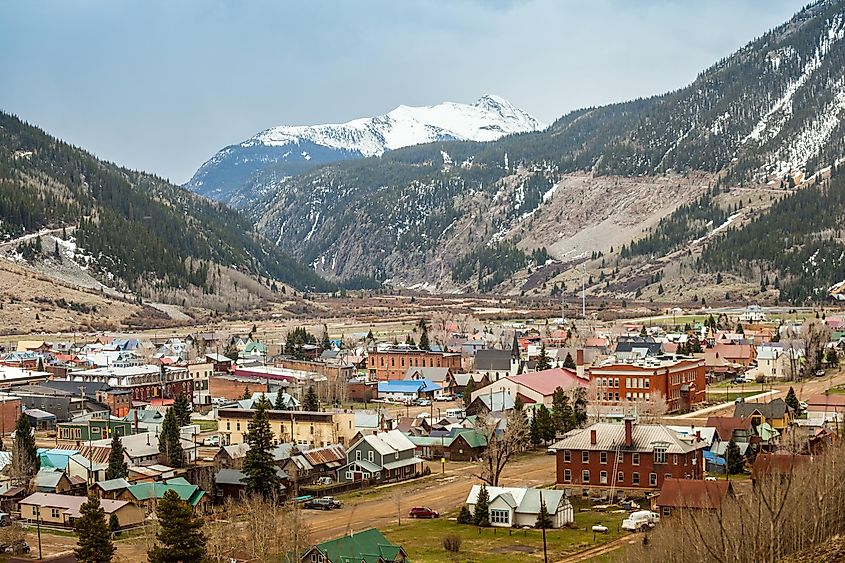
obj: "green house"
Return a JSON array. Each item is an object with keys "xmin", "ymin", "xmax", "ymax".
[
  {"xmin": 300, "ymin": 528, "xmax": 408, "ymax": 563},
  {"xmin": 57, "ymin": 419, "xmax": 134, "ymax": 442}
]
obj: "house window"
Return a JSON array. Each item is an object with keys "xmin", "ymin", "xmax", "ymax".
[
  {"xmin": 582, "ymin": 451, "xmax": 589, "ymax": 463},
  {"xmin": 600, "ymin": 471, "xmax": 608, "ymax": 484},
  {"xmin": 632, "ymin": 472, "xmax": 640, "ymax": 485},
  {"xmin": 654, "ymin": 446, "xmax": 667, "ymax": 464},
  {"xmin": 236, "ymin": 422, "xmax": 240, "ymax": 431},
  {"xmin": 617, "ymin": 471, "xmax": 624, "ymax": 483},
  {"xmin": 345, "ymin": 471, "xmax": 353, "ymax": 480},
  {"xmin": 51, "ymin": 508, "xmax": 60, "ymax": 519},
  {"xmin": 368, "ymin": 451, "xmax": 374, "ymax": 462},
  {"xmin": 673, "ymin": 454, "xmax": 678, "ymax": 465},
  {"xmin": 662, "ymin": 507, "xmax": 671, "ymax": 517},
  {"xmin": 649, "ymin": 473, "xmax": 658, "ymax": 487},
  {"xmin": 356, "ymin": 450, "xmax": 361, "ymax": 461},
  {"xmin": 665, "ymin": 473, "xmax": 673, "ymax": 482},
  {"xmin": 311, "ymin": 553, "xmax": 326, "ymax": 563},
  {"xmin": 563, "ymin": 469, "xmax": 571, "ymax": 482},
  {"xmin": 600, "ymin": 452, "xmax": 607, "ymax": 464},
  {"xmin": 632, "ymin": 453, "xmax": 640, "ymax": 465},
  {"xmin": 563, "ymin": 450, "xmax": 571, "ymax": 463},
  {"xmin": 582, "ymin": 470, "xmax": 590, "ymax": 483},
  {"xmin": 617, "ymin": 451, "xmax": 624, "ymax": 463},
  {"xmin": 490, "ymin": 509, "xmax": 510, "ymax": 525}
]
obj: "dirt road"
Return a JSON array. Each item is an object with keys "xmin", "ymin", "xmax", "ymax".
[{"xmin": 304, "ymin": 453, "xmax": 556, "ymax": 542}]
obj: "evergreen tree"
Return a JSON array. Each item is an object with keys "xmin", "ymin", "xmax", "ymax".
[
  {"xmin": 302, "ymin": 386, "xmax": 319, "ymax": 411},
  {"xmin": 158, "ymin": 408, "xmax": 185, "ymax": 468},
  {"xmin": 418, "ymin": 319, "xmax": 431, "ymax": 351},
  {"xmin": 562, "ymin": 352, "xmax": 576, "ymax": 370},
  {"xmin": 242, "ymin": 399, "xmax": 282, "ymax": 499},
  {"xmin": 366, "ymin": 329, "xmax": 375, "ymax": 341},
  {"xmin": 321, "ymin": 326, "xmax": 331, "ymax": 351},
  {"xmin": 73, "ymin": 494, "xmax": 116, "ymax": 563},
  {"xmin": 463, "ymin": 377, "xmax": 475, "ymax": 409},
  {"xmin": 826, "ymin": 348, "xmax": 839, "ymax": 367},
  {"xmin": 457, "ymin": 505, "xmax": 473, "ymax": 524},
  {"xmin": 785, "ymin": 387, "xmax": 801, "ymax": 415},
  {"xmin": 726, "ymin": 439, "xmax": 743, "ymax": 475},
  {"xmin": 105, "ymin": 433, "xmax": 128, "ymax": 480},
  {"xmin": 242, "ymin": 386, "xmax": 251, "ymax": 400},
  {"xmin": 11, "ymin": 413, "xmax": 39, "ymax": 486},
  {"xmin": 529, "ymin": 414, "xmax": 542, "ymax": 447},
  {"xmin": 109, "ymin": 513, "xmax": 120, "ymax": 534},
  {"xmin": 536, "ymin": 344, "xmax": 551, "ymax": 371},
  {"xmin": 551, "ymin": 387, "xmax": 575, "ymax": 435},
  {"xmin": 172, "ymin": 393, "xmax": 191, "ymax": 428},
  {"xmin": 473, "ymin": 484, "xmax": 490, "ymax": 526},
  {"xmin": 535, "ymin": 496, "xmax": 553, "ymax": 529},
  {"xmin": 273, "ymin": 391, "xmax": 286, "ymax": 410},
  {"xmin": 147, "ymin": 489, "xmax": 206, "ymax": 563},
  {"xmin": 736, "ymin": 323, "xmax": 745, "ymax": 335},
  {"xmin": 534, "ymin": 405, "xmax": 556, "ymax": 444},
  {"xmin": 572, "ymin": 387, "xmax": 588, "ymax": 428}
]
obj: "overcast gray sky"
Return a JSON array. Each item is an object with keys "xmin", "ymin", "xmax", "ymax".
[{"xmin": 0, "ymin": 0, "xmax": 806, "ymax": 184}]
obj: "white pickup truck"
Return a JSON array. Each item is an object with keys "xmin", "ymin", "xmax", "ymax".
[{"xmin": 621, "ymin": 510, "xmax": 660, "ymax": 532}]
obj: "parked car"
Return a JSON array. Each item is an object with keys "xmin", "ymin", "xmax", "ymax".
[
  {"xmin": 621, "ymin": 511, "xmax": 660, "ymax": 532},
  {"xmin": 0, "ymin": 513, "xmax": 11, "ymax": 527},
  {"xmin": 416, "ymin": 399, "xmax": 431, "ymax": 407},
  {"xmin": 409, "ymin": 506, "xmax": 439, "ymax": 519},
  {"xmin": 320, "ymin": 496, "xmax": 342, "ymax": 508},
  {"xmin": 203, "ymin": 435, "xmax": 220, "ymax": 447},
  {"xmin": 303, "ymin": 498, "xmax": 336, "ymax": 510},
  {"xmin": 435, "ymin": 395, "xmax": 455, "ymax": 402}
]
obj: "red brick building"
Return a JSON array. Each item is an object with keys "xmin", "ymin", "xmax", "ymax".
[
  {"xmin": 367, "ymin": 347, "xmax": 463, "ymax": 381},
  {"xmin": 552, "ymin": 417, "xmax": 707, "ymax": 495},
  {"xmin": 0, "ymin": 398, "xmax": 22, "ymax": 436},
  {"xmin": 589, "ymin": 356, "xmax": 706, "ymax": 413}
]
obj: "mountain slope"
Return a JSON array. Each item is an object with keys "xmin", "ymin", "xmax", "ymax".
[
  {"xmin": 250, "ymin": 0, "xmax": 845, "ymax": 295},
  {"xmin": 185, "ymin": 95, "xmax": 543, "ymax": 207},
  {"xmin": 0, "ymin": 111, "xmax": 331, "ymax": 296}
]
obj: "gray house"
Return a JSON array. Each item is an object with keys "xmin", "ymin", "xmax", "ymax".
[{"xmin": 338, "ymin": 430, "xmax": 422, "ymax": 484}]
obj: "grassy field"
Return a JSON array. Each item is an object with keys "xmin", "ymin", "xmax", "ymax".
[
  {"xmin": 194, "ymin": 419, "xmax": 218, "ymax": 432},
  {"xmin": 382, "ymin": 506, "xmax": 627, "ymax": 562},
  {"xmin": 706, "ymin": 390, "xmax": 762, "ymax": 403}
]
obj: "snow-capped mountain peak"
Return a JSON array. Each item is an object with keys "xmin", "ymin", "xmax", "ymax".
[{"xmin": 186, "ymin": 95, "xmax": 543, "ymax": 206}]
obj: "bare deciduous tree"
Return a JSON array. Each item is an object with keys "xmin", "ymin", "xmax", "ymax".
[{"xmin": 475, "ymin": 407, "xmax": 529, "ymax": 486}]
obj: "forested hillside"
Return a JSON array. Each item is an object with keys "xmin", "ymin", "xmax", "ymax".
[
  {"xmin": 252, "ymin": 0, "xmax": 845, "ymax": 291},
  {"xmin": 0, "ymin": 112, "xmax": 331, "ymax": 293}
]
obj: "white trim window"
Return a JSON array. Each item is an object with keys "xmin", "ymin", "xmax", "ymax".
[
  {"xmin": 649, "ymin": 473, "xmax": 658, "ymax": 487},
  {"xmin": 563, "ymin": 469, "xmax": 571, "ymax": 482},
  {"xmin": 564, "ymin": 450, "xmax": 571, "ymax": 463},
  {"xmin": 582, "ymin": 451, "xmax": 589, "ymax": 463},
  {"xmin": 600, "ymin": 452, "xmax": 607, "ymax": 464},
  {"xmin": 490, "ymin": 509, "xmax": 509, "ymax": 525},
  {"xmin": 582, "ymin": 470, "xmax": 590, "ymax": 483},
  {"xmin": 599, "ymin": 471, "xmax": 608, "ymax": 484}
]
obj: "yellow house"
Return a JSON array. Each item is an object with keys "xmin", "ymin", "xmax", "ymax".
[
  {"xmin": 19, "ymin": 492, "xmax": 145, "ymax": 528},
  {"xmin": 733, "ymin": 398, "xmax": 794, "ymax": 431},
  {"xmin": 218, "ymin": 408, "xmax": 356, "ymax": 447}
]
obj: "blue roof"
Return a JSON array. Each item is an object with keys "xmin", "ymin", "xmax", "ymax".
[
  {"xmin": 703, "ymin": 450, "xmax": 726, "ymax": 466},
  {"xmin": 378, "ymin": 380, "xmax": 442, "ymax": 393}
]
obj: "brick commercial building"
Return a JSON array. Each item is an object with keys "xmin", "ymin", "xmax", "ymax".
[
  {"xmin": 552, "ymin": 417, "xmax": 707, "ymax": 496},
  {"xmin": 63, "ymin": 362, "xmax": 192, "ymax": 403},
  {"xmin": 589, "ymin": 356, "xmax": 706, "ymax": 413},
  {"xmin": 367, "ymin": 346, "xmax": 462, "ymax": 381},
  {"xmin": 209, "ymin": 374, "xmax": 270, "ymax": 401},
  {"xmin": 0, "ymin": 397, "xmax": 21, "ymax": 436}
]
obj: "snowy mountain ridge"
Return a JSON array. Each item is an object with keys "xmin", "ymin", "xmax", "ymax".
[{"xmin": 186, "ymin": 94, "xmax": 543, "ymax": 207}]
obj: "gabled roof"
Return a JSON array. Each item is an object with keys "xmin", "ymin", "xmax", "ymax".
[
  {"xmin": 125, "ymin": 478, "xmax": 205, "ymax": 506},
  {"xmin": 551, "ymin": 422, "xmax": 706, "ymax": 454},
  {"xmin": 657, "ymin": 479, "xmax": 733, "ymax": 510},
  {"xmin": 94, "ymin": 478, "xmax": 130, "ymax": 491},
  {"xmin": 466, "ymin": 485, "xmax": 569, "ymax": 515},
  {"xmin": 454, "ymin": 373, "xmax": 488, "ymax": 386},
  {"xmin": 309, "ymin": 527, "xmax": 404, "ymax": 563},
  {"xmin": 472, "ymin": 393, "xmax": 514, "ymax": 412},
  {"xmin": 21, "ymin": 492, "xmax": 129, "ymax": 515},
  {"xmin": 752, "ymin": 453, "xmax": 811, "ymax": 480},
  {"xmin": 733, "ymin": 398, "xmax": 791, "ymax": 420},
  {"xmin": 706, "ymin": 417, "xmax": 753, "ymax": 441},
  {"xmin": 474, "ymin": 349, "xmax": 514, "ymax": 371},
  {"xmin": 507, "ymin": 368, "xmax": 587, "ymax": 396}
]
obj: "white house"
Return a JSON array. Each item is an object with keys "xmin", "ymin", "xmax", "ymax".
[
  {"xmin": 465, "ymin": 485, "xmax": 573, "ymax": 528},
  {"xmin": 755, "ymin": 345, "xmax": 803, "ymax": 380}
]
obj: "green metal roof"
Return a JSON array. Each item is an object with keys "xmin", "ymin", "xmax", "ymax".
[
  {"xmin": 311, "ymin": 528, "xmax": 405, "ymax": 563},
  {"xmin": 126, "ymin": 479, "xmax": 205, "ymax": 506}
]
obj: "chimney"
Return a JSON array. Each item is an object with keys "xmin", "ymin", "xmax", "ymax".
[
  {"xmin": 695, "ymin": 430, "xmax": 701, "ymax": 443},
  {"xmin": 590, "ymin": 429, "xmax": 597, "ymax": 445},
  {"xmin": 624, "ymin": 416, "xmax": 633, "ymax": 448},
  {"xmin": 575, "ymin": 349, "xmax": 586, "ymax": 380}
]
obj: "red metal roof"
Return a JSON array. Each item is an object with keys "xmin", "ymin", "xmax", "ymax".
[{"xmin": 657, "ymin": 479, "xmax": 733, "ymax": 510}]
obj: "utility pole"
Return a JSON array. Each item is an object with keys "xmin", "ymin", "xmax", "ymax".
[
  {"xmin": 540, "ymin": 490, "xmax": 548, "ymax": 563},
  {"xmin": 581, "ymin": 262, "xmax": 587, "ymax": 319},
  {"xmin": 36, "ymin": 506, "xmax": 42, "ymax": 560}
]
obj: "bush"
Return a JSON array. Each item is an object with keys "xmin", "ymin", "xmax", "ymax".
[
  {"xmin": 457, "ymin": 505, "xmax": 472, "ymax": 524},
  {"xmin": 442, "ymin": 534, "xmax": 462, "ymax": 553},
  {"xmin": 422, "ymin": 466, "xmax": 432, "ymax": 476}
]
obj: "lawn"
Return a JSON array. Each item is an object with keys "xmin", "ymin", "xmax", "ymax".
[
  {"xmin": 826, "ymin": 385, "xmax": 845, "ymax": 395},
  {"xmin": 194, "ymin": 419, "xmax": 218, "ymax": 432},
  {"xmin": 706, "ymin": 390, "xmax": 762, "ymax": 403},
  {"xmin": 382, "ymin": 506, "xmax": 627, "ymax": 563}
]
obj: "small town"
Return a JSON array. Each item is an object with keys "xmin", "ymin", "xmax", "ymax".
[
  {"xmin": 0, "ymin": 303, "xmax": 836, "ymax": 561},
  {"xmin": 4, "ymin": 1, "xmax": 845, "ymax": 561}
]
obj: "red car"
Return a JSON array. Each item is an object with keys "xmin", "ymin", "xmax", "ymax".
[{"xmin": 409, "ymin": 506, "xmax": 439, "ymax": 519}]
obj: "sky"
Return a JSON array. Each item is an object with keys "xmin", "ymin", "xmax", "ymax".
[{"xmin": 0, "ymin": 0, "xmax": 807, "ymax": 184}]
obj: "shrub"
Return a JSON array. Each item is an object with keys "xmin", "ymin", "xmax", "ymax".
[
  {"xmin": 457, "ymin": 505, "xmax": 472, "ymax": 524},
  {"xmin": 442, "ymin": 534, "xmax": 461, "ymax": 553}
]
